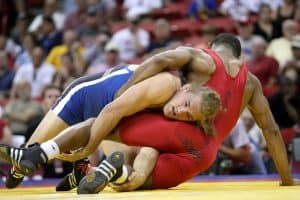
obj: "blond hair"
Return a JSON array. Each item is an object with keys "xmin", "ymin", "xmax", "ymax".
[{"xmin": 191, "ymin": 84, "xmax": 221, "ymax": 136}]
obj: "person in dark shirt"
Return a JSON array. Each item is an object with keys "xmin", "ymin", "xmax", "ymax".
[
  {"xmin": 0, "ymin": 50, "xmax": 15, "ymax": 98},
  {"xmin": 268, "ymin": 76, "xmax": 300, "ymax": 128}
]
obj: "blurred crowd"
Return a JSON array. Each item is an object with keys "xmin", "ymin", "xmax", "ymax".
[{"xmin": 0, "ymin": 0, "xmax": 300, "ymax": 178}]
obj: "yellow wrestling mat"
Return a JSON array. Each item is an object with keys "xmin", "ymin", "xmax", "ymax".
[{"xmin": 0, "ymin": 181, "xmax": 299, "ymax": 200}]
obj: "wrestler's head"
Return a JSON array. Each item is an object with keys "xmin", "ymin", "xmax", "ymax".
[
  {"xmin": 163, "ymin": 84, "xmax": 221, "ymax": 134},
  {"xmin": 210, "ymin": 33, "xmax": 241, "ymax": 58}
]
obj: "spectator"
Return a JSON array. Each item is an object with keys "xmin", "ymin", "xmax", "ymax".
[
  {"xmin": 217, "ymin": 119, "xmax": 267, "ymax": 175},
  {"xmin": 10, "ymin": 13, "xmax": 30, "ymax": 45},
  {"xmin": 240, "ymin": 109, "xmax": 266, "ymax": 152},
  {"xmin": 41, "ymin": 84, "xmax": 61, "ymax": 113},
  {"xmin": 188, "ymin": 0, "xmax": 217, "ymax": 20},
  {"xmin": 235, "ymin": 18, "xmax": 260, "ymax": 60},
  {"xmin": 246, "ymin": 37, "xmax": 279, "ymax": 90},
  {"xmin": 266, "ymin": 19, "xmax": 297, "ymax": 68},
  {"xmin": 83, "ymin": 32, "xmax": 110, "ymax": 68},
  {"xmin": 0, "ymin": 50, "xmax": 15, "ymax": 99},
  {"xmin": 64, "ymin": 0, "xmax": 88, "ymax": 31},
  {"xmin": 47, "ymin": 30, "xmax": 84, "ymax": 71},
  {"xmin": 14, "ymin": 33, "xmax": 38, "ymax": 69},
  {"xmin": 39, "ymin": 16, "xmax": 63, "ymax": 53},
  {"xmin": 14, "ymin": 46, "xmax": 55, "ymax": 98},
  {"xmin": 52, "ymin": 52, "xmax": 80, "ymax": 89},
  {"xmin": 275, "ymin": 0, "xmax": 297, "ymax": 36},
  {"xmin": 283, "ymin": 34, "xmax": 300, "ymax": 81},
  {"xmin": 0, "ymin": 34, "xmax": 22, "ymax": 60},
  {"xmin": 268, "ymin": 76, "xmax": 300, "ymax": 129},
  {"xmin": 88, "ymin": 0, "xmax": 116, "ymax": 21},
  {"xmin": 110, "ymin": 15, "xmax": 150, "ymax": 62},
  {"xmin": 78, "ymin": 7, "xmax": 109, "ymax": 47},
  {"xmin": 28, "ymin": 0, "xmax": 65, "ymax": 32},
  {"xmin": 253, "ymin": 4, "xmax": 280, "ymax": 42},
  {"xmin": 219, "ymin": 0, "xmax": 250, "ymax": 21},
  {"xmin": 87, "ymin": 41, "xmax": 122, "ymax": 74},
  {"xmin": 3, "ymin": 81, "xmax": 44, "ymax": 142},
  {"xmin": 146, "ymin": 18, "xmax": 174, "ymax": 53},
  {"xmin": 124, "ymin": 0, "xmax": 163, "ymax": 19}
]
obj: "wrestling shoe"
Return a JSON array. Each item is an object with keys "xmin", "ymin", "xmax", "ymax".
[
  {"xmin": 0, "ymin": 143, "xmax": 47, "ymax": 176},
  {"xmin": 5, "ymin": 166, "xmax": 25, "ymax": 188},
  {"xmin": 77, "ymin": 151, "xmax": 124, "ymax": 194},
  {"xmin": 56, "ymin": 158, "xmax": 90, "ymax": 191}
]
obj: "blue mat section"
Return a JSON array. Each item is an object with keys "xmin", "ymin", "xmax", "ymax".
[{"xmin": 1, "ymin": 174, "xmax": 300, "ymax": 188}]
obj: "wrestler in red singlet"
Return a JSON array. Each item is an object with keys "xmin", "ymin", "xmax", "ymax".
[{"xmin": 119, "ymin": 48, "xmax": 248, "ymax": 189}]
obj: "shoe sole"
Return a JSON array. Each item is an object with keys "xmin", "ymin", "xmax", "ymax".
[{"xmin": 77, "ymin": 151, "xmax": 124, "ymax": 194}]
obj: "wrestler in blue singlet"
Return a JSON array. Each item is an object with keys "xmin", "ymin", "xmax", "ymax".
[{"xmin": 52, "ymin": 64, "xmax": 139, "ymax": 125}]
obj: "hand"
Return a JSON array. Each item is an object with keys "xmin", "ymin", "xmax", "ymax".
[
  {"xmin": 56, "ymin": 142, "xmax": 97, "ymax": 162},
  {"xmin": 109, "ymin": 171, "xmax": 147, "ymax": 192},
  {"xmin": 280, "ymin": 178, "xmax": 300, "ymax": 186}
]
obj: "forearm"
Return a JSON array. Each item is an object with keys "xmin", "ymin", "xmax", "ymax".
[
  {"xmin": 263, "ymin": 128, "xmax": 293, "ymax": 185},
  {"xmin": 89, "ymin": 107, "xmax": 122, "ymax": 154},
  {"xmin": 133, "ymin": 147, "xmax": 159, "ymax": 178},
  {"xmin": 219, "ymin": 145, "xmax": 251, "ymax": 163}
]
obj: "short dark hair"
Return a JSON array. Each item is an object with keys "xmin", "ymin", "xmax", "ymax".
[
  {"xmin": 42, "ymin": 84, "xmax": 62, "ymax": 98},
  {"xmin": 210, "ymin": 33, "xmax": 241, "ymax": 58}
]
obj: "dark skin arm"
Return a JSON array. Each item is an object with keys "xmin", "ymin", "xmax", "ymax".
[
  {"xmin": 247, "ymin": 75, "xmax": 293, "ymax": 185},
  {"xmin": 116, "ymin": 46, "xmax": 214, "ymax": 97}
]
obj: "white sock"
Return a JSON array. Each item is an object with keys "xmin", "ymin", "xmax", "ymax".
[{"xmin": 40, "ymin": 140, "xmax": 60, "ymax": 160}]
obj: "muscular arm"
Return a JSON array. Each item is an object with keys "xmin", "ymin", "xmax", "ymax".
[
  {"xmin": 64, "ymin": 72, "xmax": 180, "ymax": 160},
  {"xmin": 247, "ymin": 75, "xmax": 293, "ymax": 185},
  {"xmin": 116, "ymin": 47, "xmax": 193, "ymax": 97}
]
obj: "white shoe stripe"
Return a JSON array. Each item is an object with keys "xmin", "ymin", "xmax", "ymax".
[
  {"xmin": 102, "ymin": 160, "xmax": 117, "ymax": 174},
  {"xmin": 96, "ymin": 168, "xmax": 111, "ymax": 180},
  {"xmin": 100, "ymin": 164, "xmax": 114, "ymax": 178}
]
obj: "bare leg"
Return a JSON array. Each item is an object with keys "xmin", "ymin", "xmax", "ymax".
[
  {"xmin": 26, "ymin": 110, "xmax": 69, "ymax": 146},
  {"xmin": 53, "ymin": 118, "xmax": 95, "ymax": 153}
]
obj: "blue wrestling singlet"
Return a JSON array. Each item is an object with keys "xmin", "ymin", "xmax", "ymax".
[{"xmin": 52, "ymin": 64, "xmax": 139, "ymax": 125}]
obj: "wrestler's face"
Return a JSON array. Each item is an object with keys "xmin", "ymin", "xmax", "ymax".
[{"xmin": 163, "ymin": 84, "xmax": 203, "ymax": 121}]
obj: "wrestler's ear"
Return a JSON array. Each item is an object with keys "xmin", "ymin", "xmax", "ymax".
[{"xmin": 181, "ymin": 84, "xmax": 192, "ymax": 92}]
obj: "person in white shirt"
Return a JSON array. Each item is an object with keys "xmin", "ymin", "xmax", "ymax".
[
  {"xmin": 218, "ymin": 117, "xmax": 267, "ymax": 174},
  {"xmin": 14, "ymin": 46, "xmax": 55, "ymax": 98},
  {"xmin": 110, "ymin": 15, "xmax": 150, "ymax": 62},
  {"xmin": 28, "ymin": 0, "xmax": 65, "ymax": 32},
  {"xmin": 124, "ymin": 0, "xmax": 163, "ymax": 19}
]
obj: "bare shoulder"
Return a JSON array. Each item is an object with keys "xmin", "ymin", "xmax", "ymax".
[
  {"xmin": 247, "ymin": 73, "xmax": 262, "ymax": 90},
  {"xmin": 176, "ymin": 46, "xmax": 215, "ymax": 74}
]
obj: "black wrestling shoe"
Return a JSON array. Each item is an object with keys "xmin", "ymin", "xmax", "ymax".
[
  {"xmin": 0, "ymin": 143, "xmax": 47, "ymax": 176},
  {"xmin": 5, "ymin": 166, "xmax": 25, "ymax": 189},
  {"xmin": 56, "ymin": 158, "xmax": 90, "ymax": 191},
  {"xmin": 77, "ymin": 151, "xmax": 124, "ymax": 194}
]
